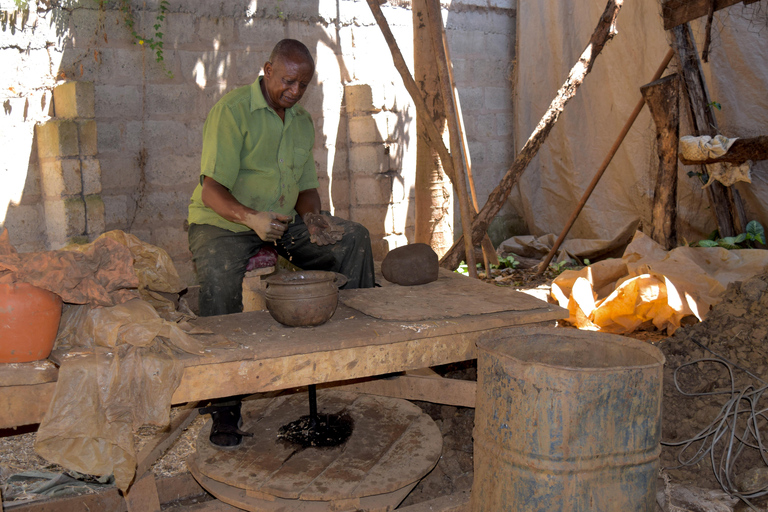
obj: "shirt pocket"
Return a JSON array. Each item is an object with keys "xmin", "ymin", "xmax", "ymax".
[{"xmin": 292, "ymin": 147, "xmax": 311, "ymax": 179}]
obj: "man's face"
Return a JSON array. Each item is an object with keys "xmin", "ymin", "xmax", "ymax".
[{"xmin": 262, "ymin": 55, "xmax": 314, "ymax": 111}]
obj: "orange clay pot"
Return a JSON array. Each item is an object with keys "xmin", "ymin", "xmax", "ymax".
[{"xmin": 0, "ymin": 282, "xmax": 62, "ymax": 363}]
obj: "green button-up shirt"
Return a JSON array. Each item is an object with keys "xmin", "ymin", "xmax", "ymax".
[{"xmin": 187, "ymin": 77, "xmax": 319, "ymax": 232}]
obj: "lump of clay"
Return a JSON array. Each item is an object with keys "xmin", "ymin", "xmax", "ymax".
[{"xmin": 381, "ymin": 243, "xmax": 439, "ymax": 286}]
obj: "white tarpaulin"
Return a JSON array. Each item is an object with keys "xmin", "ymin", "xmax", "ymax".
[{"xmin": 512, "ymin": 0, "xmax": 768, "ymax": 242}]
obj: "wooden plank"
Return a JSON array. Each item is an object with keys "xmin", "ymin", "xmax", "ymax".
[
  {"xmin": 323, "ymin": 373, "xmax": 476, "ymax": 408},
  {"xmin": 134, "ymin": 402, "xmax": 199, "ymax": 479},
  {"xmin": 125, "ymin": 472, "xmax": 161, "ymax": 512},
  {"xmin": 397, "ymin": 491, "xmax": 471, "ymax": 512},
  {"xmin": 155, "ymin": 472, "xmax": 206, "ymax": 505},
  {"xmin": 179, "ymin": 500, "xmax": 243, "ymax": 512},
  {"xmin": 661, "ymin": 0, "xmax": 760, "ymax": 30},
  {"xmin": 641, "ymin": 74, "xmax": 680, "ymax": 250},
  {"xmin": 0, "ymin": 361, "xmax": 58, "ymax": 387},
  {"xmin": 0, "ymin": 383, "xmax": 55, "ymax": 429},
  {"xmin": 679, "ymin": 135, "xmax": 768, "ymax": 165}
]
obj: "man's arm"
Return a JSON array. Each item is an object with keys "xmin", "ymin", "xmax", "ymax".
[
  {"xmin": 294, "ymin": 188, "xmax": 322, "ymax": 218},
  {"xmin": 201, "ymin": 176, "xmax": 290, "ymax": 242}
]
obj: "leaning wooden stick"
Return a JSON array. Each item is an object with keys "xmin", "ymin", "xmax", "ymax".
[
  {"xmin": 425, "ymin": 0, "xmax": 477, "ymax": 277},
  {"xmin": 535, "ymin": 48, "xmax": 674, "ymax": 274},
  {"xmin": 440, "ymin": 0, "xmax": 624, "ymax": 270},
  {"xmin": 366, "ymin": 0, "xmax": 456, "ymax": 184}
]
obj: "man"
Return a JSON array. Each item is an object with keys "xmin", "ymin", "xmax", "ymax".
[{"xmin": 187, "ymin": 39, "xmax": 375, "ymax": 447}]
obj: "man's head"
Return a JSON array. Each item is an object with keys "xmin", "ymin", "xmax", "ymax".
[{"xmin": 262, "ymin": 39, "xmax": 315, "ymax": 112}]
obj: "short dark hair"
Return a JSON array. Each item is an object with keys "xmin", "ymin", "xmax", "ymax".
[{"xmin": 269, "ymin": 39, "xmax": 314, "ymax": 68}]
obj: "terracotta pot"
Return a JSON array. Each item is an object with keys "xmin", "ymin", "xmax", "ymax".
[
  {"xmin": 264, "ymin": 271, "xmax": 347, "ymax": 327},
  {"xmin": 0, "ymin": 282, "xmax": 62, "ymax": 363}
]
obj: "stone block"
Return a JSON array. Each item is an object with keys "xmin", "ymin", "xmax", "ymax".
[
  {"xmin": 40, "ymin": 158, "xmax": 82, "ymax": 198},
  {"xmin": 95, "ymin": 84, "xmax": 142, "ymax": 119},
  {"xmin": 146, "ymin": 84, "xmax": 200, "ymax": 117},
  {"xmin": 85, "ymin": 194, "xmax": 106, "ymax": 238},
  {"xmin": 349, "ymin": 145, "xmax": 386, "ymax": 175},
  {"xmin": 444, "ymin": 29, "xmax": 486, "ymax": 57},
  {"xmin": 344, "ymin": 83, "xmax": 375, "ymax": 114},
  {"xmin": 104, "ymin": 194, "xmax": 131, "ymax": 230},
  {"xmin": 36, "ymin": 120, "xmax": 80, "ymax": 159},
  {"xmin": 486, "ymin": 33, "xmax": 514, "ymax": 57},
  {"xmin": 163, "ymin": 12, "xmax": 197, "ymax": 48},
  {"xmin": 484, "ymin": 87, "xmax": 511, "ymax": 110},
  {"xmin": 474, "ymin": 114, "xmax": 495, "ymax": 139},
  {"xmin": 348, "ymin": 116, "xmax": 385, "ymax": 144},
  {"xmin": 81, "ymin": 158, "xmax": 102, "ymax": 195},
  {"xmin": 144, "ymin": 120, "xmax": 195, "ymax": 154},
  {"xmin": 77, "ymin": 119, "xmax": 98, "ymax": 156},
  {"xmin": 237, "ymin": 17, "xmax": 286, "ymax": 47},
  {"xmin": 2, "ymin": 203, "xmax": 45, "ymax": 252},
  {"xmin": 349, "ymin": 205, "xmax": 388, "ymax": 237},
  {"xmin": 146, "ymin": 153, "xmax": 200, "ymax": 186},
  {"xmin": 353, "ymin": 175, "xmax": 392, "ymax": 206},
  {"xmin": 53, "ymin": 81, "xmax": 95, "ymax": 119},
  {"xmin": 496, "ymin": 113, "xmax": 514, "ymax": 137},
  {"xmin": 457, "ymin": 87, "xmax": 484, "ymax": 111},
  {"xmin": 69, "ymin": 8, "xmax": 101, "ymax": 49},
  {"xmin": 99, "ymin": 155, "xmax": 141, "ymax": 193},
  {"xmin": 96, "ymin": 120, "xmax": 122, "ymax": 153},
  {"xmin": 194, "ymin": 16, "xmax": 236, "ymax": 49},
  {"xmin": 44, "ymin": 197, "xmax": 86, "ymax": 247}
]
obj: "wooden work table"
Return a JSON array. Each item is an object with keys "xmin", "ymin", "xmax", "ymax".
[{"xmin": 0, "ymin": 272, "xmax": 566, "ymax": 429}]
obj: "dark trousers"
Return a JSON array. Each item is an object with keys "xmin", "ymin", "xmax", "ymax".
[{"xmin": 188, "ymin": 214, "xmax": 375, "ymax": 317}]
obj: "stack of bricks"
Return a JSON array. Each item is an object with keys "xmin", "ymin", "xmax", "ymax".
[
  {"xmin": 35, "ymin": 81, "xmax": 104, "ymax": 248},
  {"xmin": 344, "ymin": 83, "xmax": 409, "ymax": 261}
]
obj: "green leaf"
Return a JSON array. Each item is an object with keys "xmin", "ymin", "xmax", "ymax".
[
  {"xmin": 747, "ymin": 220, "xmax": 766, "ymax": 245},
  {"xmin": 718, "ymin": 242, "xmax": 740, "ymax": 250},
  {"xmin": 698, "ymin": 240, "xmax": 718, "ymax": 247},
  {"xmin": 733, "ymin": 233, "xmax": 747, "ymax": 244}
]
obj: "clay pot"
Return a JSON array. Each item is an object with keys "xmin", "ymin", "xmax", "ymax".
[
  {"xmin": 264, "ymin": 271, "xmax": 347, "ymax": 327},
  {"xmin": 0, "ymin": 282, "xmax": 62, "ymax": 363}
]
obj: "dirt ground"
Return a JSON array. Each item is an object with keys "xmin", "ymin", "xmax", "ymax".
[{"xmin": 3, "ymin": 265, "xmax": 768, "ymax": 510}]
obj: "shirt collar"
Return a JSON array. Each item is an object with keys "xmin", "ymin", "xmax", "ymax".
[{"xmin": 250, "ymin": 76, "xmax": 297, "ymax": 119}]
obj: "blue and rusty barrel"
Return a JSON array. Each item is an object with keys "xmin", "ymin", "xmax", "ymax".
[{"xmin": 472, "ymin": 327, "xmax": 664, "ymax": 511}]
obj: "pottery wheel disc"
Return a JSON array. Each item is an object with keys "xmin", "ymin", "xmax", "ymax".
[{"xmin": 190, "ymin": 391, "xmax": 442, "ymax": 510}]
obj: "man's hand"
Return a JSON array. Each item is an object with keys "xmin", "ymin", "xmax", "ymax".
[
  {"xmin": 303, "ymin": 212, "xmax": 345, "ymax": 246},
  {"xmin": 243, "ymin": 211, "xmax": 291, "ymax": 242}
]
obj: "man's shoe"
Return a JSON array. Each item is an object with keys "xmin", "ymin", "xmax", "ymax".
[{"xmin": 199, "ymin": 403, "xmax": 253, "ymax": 448}]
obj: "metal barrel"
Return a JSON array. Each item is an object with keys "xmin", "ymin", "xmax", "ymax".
[{"xmin": 471, "ymin": 327, "xmax": 665, "ymax": 512}]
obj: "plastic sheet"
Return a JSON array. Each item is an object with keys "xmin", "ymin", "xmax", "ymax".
[
  {"xmin": 36, "ymin": 299, "xmax": 205, "ymax": 492},
  {"xmin": 550, "ymin": 231, "xmax": 768, "ymax": 334}
]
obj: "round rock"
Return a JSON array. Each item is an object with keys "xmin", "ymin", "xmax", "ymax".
[{"xmin": 381, "ymin": 243, "xmax": 439, "ymax": 286}]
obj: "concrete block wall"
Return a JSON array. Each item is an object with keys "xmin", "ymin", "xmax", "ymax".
[{"xmin": 1, "ymin": 0, "xmax": 516, "ymax": 283}]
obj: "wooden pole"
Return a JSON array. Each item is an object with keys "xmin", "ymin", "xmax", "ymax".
[
  {"xmin": 440, "ymin": 0, "xmax": 624, "ymax": 271},
  {"xmin": 424, "ymin": 0, "xmax": 477, "ymax": 278},
  {"xmin": 438, "ymin": 9, "xmax": 498, "ymax": 270},
  {"xmin": 535, "ymin": 48, "xmax": 674, "ymax": 274},
  {"xmin": 642, "ymin": 74, "xmax": 680, "ymax": 250}
]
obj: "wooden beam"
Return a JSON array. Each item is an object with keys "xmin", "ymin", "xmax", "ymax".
[
  {"xmin": 134, "ymin": 402, "xmax": 199, "ymax": 480},
  {"xmin": 672, "ymin": 23, "xmax": 747, "ymax": 236},
  {"xmin": 124, "ymin": 473, "xmax": 160, "ymax": 512},
  {"xmin": 440, "ymin": 0, "xmax": 624, "ymax": 270},
  {"xmin": 661, "ymin": 0, "xmax": 760, "ymax": 30},
  {"xmin": 322, "ymin": 373, "xmax": 477, "ymax": 408},
  {"xmin": 679, "ymin": 136, "xmax": 768, "ymax": 165},
  {"xmin": 396, "ymin": 491, "xmax": 471, "ymax": 512},
  {"xmin": 641, "ymin": 74, "xmax": 680, "ymax": 250},
  {"xmin": 0, "ymin": 382, "xmax": 55, "ymax": 429}
]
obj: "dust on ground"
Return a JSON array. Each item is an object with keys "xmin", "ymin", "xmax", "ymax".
[{"xmin": 4, "ymin": 266, "xmax": 768, "ymax": 509}]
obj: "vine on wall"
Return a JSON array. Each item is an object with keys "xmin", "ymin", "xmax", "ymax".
[{"xmin": 115, "ymin": 0, "xmax": 171, "ymax": 74}]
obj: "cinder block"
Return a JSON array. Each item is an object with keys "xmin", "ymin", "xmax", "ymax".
[
  {"xmin": 146, "ymin": 84, "xmax": 199, "ymax": 116},
  {"xmin": 99, "ymin": 155, "xmax": 141, "ymax": 193},
  {"xmin": 95, "ymin": 85, "xmax": 142, "ymax": 119},
  {"xmin": 329, "ymin": 176, "xmax": 351, "ymax": 211},
  {"xmin": 348, "ymin": 116, "xmax": 385, "ymax": 144},
  {"xmin": 153, "ymin": 225, "xmax": 192, "ymax": 259},
  {"xmin": 146, "ymin": 153, "xmax": 200, "ymax": 186},
  {"xmin": 44, "ymin": 197, "xmax": 86, "ymax": 247},
  {"xmin": 349, "ymin": 145, "xmax": 386, "ymax": 175},
  {"xmin": 195, "ymin": 16, "xmax": 235, "ymax": 48},
  {"xmin": 474, "ymin": 114, "xmax": 495, "ymax": 139},
  {"xmin": 496, "ymin": 113, "xmax": 514, "ymax": 137},
  {"xmin": 353, "ymin": 175, "xmax": 392, "ymax": 206},
  {"xmin": 484, "ymin": 87, "xmax": 511, "ymax": 111},
  {"xmin": 36, "ymin": 120, "xmax": 80, "ymax": 159},
  {"xmin": 163, "ymin": 12, "xmax": 197, "ymax": 48},
  {"xmin": 77, "ymin": 119, "xmax": 98, "ymax": 156},
  {"xmin": 81, "ymin": 158, "xmax": 102, "ymax": 195},
  {"xmin": 104, "ymin": 194, "xmax": 131, "ymax": 230},
  {"xmin": 2, "ymin": 203, "xmax": 45, "ymax": 252},
  {"xmin": 40, "ymin": 158, "xmax": 82, "ymax": 197},
  {"xmin": 144, "ymin": 120, "xmax": 195, "ymax": 155},
  {"xmin": 238, "ymin": 17, "xmax": 286, "ymax": 47},
  {"xmin": 489, "ymin": 0, "xmax": 516, "ymax": 9},
  {"xmin": 486, "ymin": 33, "xmax": 514, "ymax": 57},
  {"xmin": 53, "ymin": 81, "xmax": 95, "ymax": 119},
  {"xmin": 349, "ymin": 205, "xmax": 388, "ymax": 237},
  {"xmin": 344, "ymin": 84, "xmax": 375, "ymax": 114},
  {"xmin": 457, "ymin": 87, "xmax": 484, "ymax": 111},
  {"xmin": 84, "ymin": 194, "xmax": 105, "ymax": 238}
]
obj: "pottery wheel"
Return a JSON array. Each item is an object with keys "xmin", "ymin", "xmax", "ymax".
[{"xmin": 188, "ymin": 391, "xmax": 442, "ymax": 511}]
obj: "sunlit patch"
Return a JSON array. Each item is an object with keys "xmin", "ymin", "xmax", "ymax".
[{"xmin": 193, "ymin": 60, "xmax": 206, "ymax": 88}]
